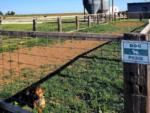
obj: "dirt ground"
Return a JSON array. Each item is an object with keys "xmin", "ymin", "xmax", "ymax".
[
  {"xmin": 0, "ymin": 40, "xmax": 106, "ymax": 88},
  {"xmin": 113, "ymin": 21, "xmax": 145, "ymax": 28}
]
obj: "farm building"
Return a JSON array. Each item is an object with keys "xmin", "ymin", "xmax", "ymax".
[{"xmin": 128, "ymin": 2, "xmax": 150, "ymax": 19}]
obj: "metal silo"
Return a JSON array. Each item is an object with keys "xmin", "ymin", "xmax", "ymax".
[
  {"xmin": 83, "ymin": 0, "xmax": 109, "ymax": 14},
  {"xmin": 98, "ymin": 0, "xmax": 109, "ymax": 13},
  {"xmin": 83, "ymin": 0, "xmax": 101, "ymax": 14}
]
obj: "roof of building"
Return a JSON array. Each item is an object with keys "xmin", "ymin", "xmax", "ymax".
[{"xmin": 128, "ymin": 2, "xmax": 150, "ymax": 5}]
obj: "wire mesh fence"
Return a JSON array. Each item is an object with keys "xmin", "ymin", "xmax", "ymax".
[
  {"xmin": 38, "ymin": 41, "xmax": 123, "ymax": 113},
  {"xmin": 0, "ymin": 30, "xmax": 123, "ymax": 112},
  {"xmin": 0, "ymin": 33, "xmax": 106, "ymax": 99}
]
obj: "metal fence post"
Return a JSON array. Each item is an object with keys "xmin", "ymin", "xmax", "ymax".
[{"xmin": 123, "ymin": 33, "xmax": 150, "ymax": 113}]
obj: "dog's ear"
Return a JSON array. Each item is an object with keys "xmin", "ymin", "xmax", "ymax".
[
  {"xmin": 41, "ymin": 87, "xmax": 45, "ymax": 94},
  {"xmin": 32, "ymin": 87, "xmax": 38, "ymax": 92},
  {"xmin": 43, "ymin": 87, "xmax": 46, "ymax": 93}
]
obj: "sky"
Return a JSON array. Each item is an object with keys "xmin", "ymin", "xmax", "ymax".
[{"xmin": 0, "ymin": 0, "xmax": 147, "ymax": 14}]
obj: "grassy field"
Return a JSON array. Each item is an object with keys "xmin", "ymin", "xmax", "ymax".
[
  {"xmin": 0, "ymin": 19, "xmax": 147, "ymax": 112},
  {"xmin": 3, "ymin": 13, "xmax": 84, "ymax": 18}
]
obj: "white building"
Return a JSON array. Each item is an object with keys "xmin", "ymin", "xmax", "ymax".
[{"xmin": 107, "ymin": 6, "xmax": 120, "ymax": 14}]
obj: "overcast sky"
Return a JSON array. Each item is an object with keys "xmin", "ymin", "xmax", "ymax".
[{"xmin": 0, "ymin": 0, "xmax": 146, "ymax": 14}]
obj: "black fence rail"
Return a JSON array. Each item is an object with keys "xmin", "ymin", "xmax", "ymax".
[
  {"xmin": 0, "ymin": 30, "xmax": 123, "ymax": 41},
  {"xmin": 0, "ymin": 100, "xmax": 31, "ymax": 113}
]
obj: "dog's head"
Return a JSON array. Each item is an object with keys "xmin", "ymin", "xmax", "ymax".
[{"xmin": 35, "ymin": 87, "xmax": 45, "ymax": 98}]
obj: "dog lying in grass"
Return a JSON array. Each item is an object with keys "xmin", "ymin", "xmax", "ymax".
[{"xmin": 33, "ymin": 87, "xmax": 46, "ymax": 113}]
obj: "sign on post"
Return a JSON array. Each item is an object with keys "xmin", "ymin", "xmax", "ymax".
[{"xmin": 122, "ymin": 40, "xmax": 150, "ymax": 64}]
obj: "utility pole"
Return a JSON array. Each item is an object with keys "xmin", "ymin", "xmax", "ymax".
[
  {"xmin": 92, "ymin": 0, "xmax": 94, "ymax": 14},
  {"xmin": 101, "ymin": 0, "xmax": 103, "ymax": 13},
  {"xmin": 109, "ymin": 0, "xmax": 111, "ymax": 20},
  {"xmin": 84, "ymin": 6, "xmax": 85, "ymax": 14},
  {"xmin": 112, "ymin": 0, "xmax": 114, "ymax": 20}
]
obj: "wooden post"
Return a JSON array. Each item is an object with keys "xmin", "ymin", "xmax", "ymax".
[
  {"xmin": 139, "ymin": 13, "xmax": 142, "ymax": 22},
  {"xmin": 105, "ymin": 13, "xmax": 107, "ymax": 22},
  {"xmin": 95, "ymin": 14, "xmax": 97, "ymax": 23},
  {"xmin": 123, "ymin": 33, "xmax": 150, "ymax": 113},
  {"xmin": 97, "ymin": 14, "xmax": 98, "ymax": 24},
  {"xmin": 100, "ymin": 14, "xmax": 103, "ymax": 21},
  {"xmin": 0, "ymin": 16, "xmax": 2, "ymax": 25},
  {"xmin": 118, "ymin": 12, "xmax": 120, "ymax": 20},
  {"xmin": 92, "ymin": 14, "xmax": 94, "ymax": 23},
  {"xmin": 114, "ymin": 13, "xmax": 116, "ymax": 21},
  {"xmin": 32, "ymin": 19, "xmax": 36, "ymax": 31},
  {"xmin": 75, "ymin": 16, "xmax": 79, "ymax": 30},
  {"xmin": 84, "ymin": 7, "xmax": 86, "ymax": 22},
  {"xmin": 57, "ymin": 17, "xmax": 62, "ymax": 32},
  {"xmin": 109, "ymin": 14, "xmax": 111, "ymax": 21},
  {"xmin": 88, "ymin": 15, "xmax": 91, "ymax": 27},
  {"xmin": 123, "ymin": 13, "xmax": 125, "ymax": 20}
]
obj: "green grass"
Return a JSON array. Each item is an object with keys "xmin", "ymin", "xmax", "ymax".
[
  {"xmin": 37, "ymin": 42, "xmax": 123, "ymax": 113},
  {"xmin": 0, "ymin": 37, "xmax": 60, "ymax": 53},
  {"xmin": 1, "ymin": 24, "xmax": 33, "ymax": 31},
  {"xmin": 79, "ymin": 19, "xmax": 147, "ymax": 34}
]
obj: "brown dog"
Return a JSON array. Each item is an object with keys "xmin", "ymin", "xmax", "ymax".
[{"xmin": 33, "ymin": 87, "xmax": 46, "ymax": 113}]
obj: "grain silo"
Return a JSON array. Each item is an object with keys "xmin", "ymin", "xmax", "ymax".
[
  {"xmin": 98, "ymin": 0, "xmax": 109, "ymax": 13},
  {"xmin": 83, "ymin": 0, "xmax": 100, "ymax": 14},
  {"xmin": 83, "ymin": 0, "xmax": 109, "ymax": 14}
]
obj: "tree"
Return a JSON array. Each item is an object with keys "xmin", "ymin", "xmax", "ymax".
[
  {"xmin": 10, "ymin": 11, "xmax": 15, "ymax": 15},
  {"xmin": 0, "ymin": 11, "xmax": 3, "ymax": 15},
  {"xmin": 5, "ymin": 11, "xmax": 15, "ymax": 16},
  {"xmin": 5, "ymin": 11, "xmax": 10, "ymax": 15}
]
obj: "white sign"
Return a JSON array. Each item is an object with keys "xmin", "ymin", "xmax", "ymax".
[{"xmin": 121, "ymin": 40, "xmax": 150, "ymax": 64}]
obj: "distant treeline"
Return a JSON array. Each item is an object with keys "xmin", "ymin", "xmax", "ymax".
[
  {"xmin": 0, "ymin": 11, "xmax": 15, "ymax": 16},
  {"xmin": 0, "ymin": 12, "xmax": 83, "ymax": 17}
]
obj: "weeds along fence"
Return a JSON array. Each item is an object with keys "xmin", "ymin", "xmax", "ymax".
[
  {"xmin": 0, "ymin": 13, "xmax": 126, "ymax": 33},
  {"xmin": 0, "ymin": 30, "xmax": 123, "ymax": 112}
]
